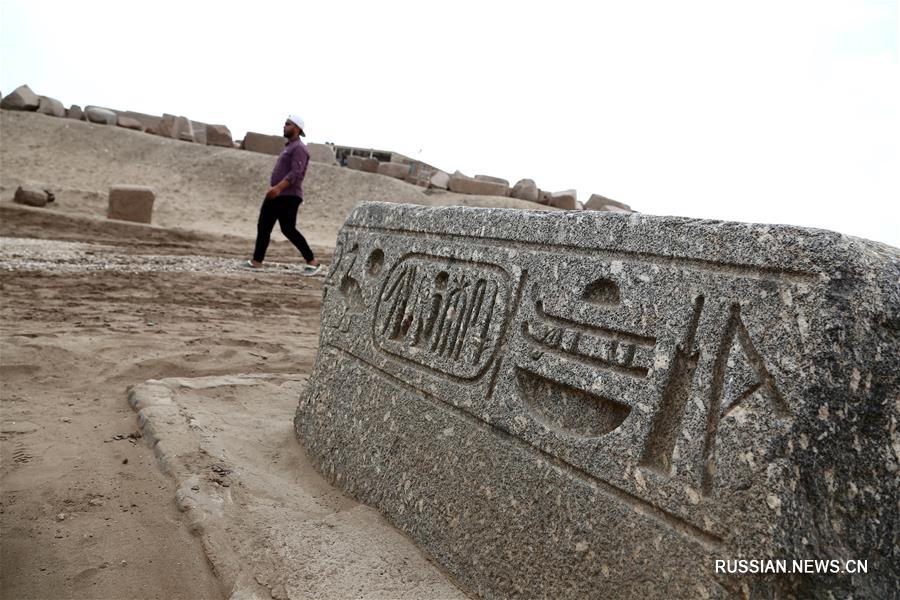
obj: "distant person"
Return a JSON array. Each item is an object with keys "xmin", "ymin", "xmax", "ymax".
[{"xmin": 244, "ymin": 115, "xmax": 322, "ymax": 276}]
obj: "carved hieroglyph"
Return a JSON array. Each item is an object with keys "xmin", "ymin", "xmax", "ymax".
[{"xmin": 296, "ymin": 202, "xmax": 899, "ymax": 599}]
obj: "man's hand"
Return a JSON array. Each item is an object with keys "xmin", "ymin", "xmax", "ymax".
[{"xmin": 266, "ymin": 179, "xmax": 290, "ymax": 199}]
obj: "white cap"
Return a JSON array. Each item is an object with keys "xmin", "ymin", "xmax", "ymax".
[{"xmin": 287, "ymin": 114, "xmax": 305, "ymax": 136}]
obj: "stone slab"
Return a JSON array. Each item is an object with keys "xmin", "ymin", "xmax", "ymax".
[
  {"xmin": 241, "ymin": 132, "xmax": 284, "ymax": 155},
  {"xmin": 67, "ymin": 105, "xmax": 83, "ymax": 120},
  {"xmin": 448, "ymin": 174, "xmax": 509, "ymax": 197},
  {"xmin": 107, "ymin": 185, "xmax": 155, "ymax": 223},
  {"xmin": 296, "ymin": 202, "xmax": 899, "ymax": 599},
  {"xmin": 377, "ymin": 162, "xmax": 409, "ymax": 179},
  {"xmin": 0, "ymin": 84, "xmax": 39, "ymax": 111},
  {"xmin": 205, "ymin": 124, "xmax": 234, "ymax": 148}
]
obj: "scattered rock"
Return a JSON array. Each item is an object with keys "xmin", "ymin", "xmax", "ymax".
[
  {"xmin": 308, "ymin": 142, "xmax": 338, "ymax": 165},
  {"xmin": 377, "ymin": 162, "xmax": 409, "ymax": 180},
  {"xmin": 14, "ymin": 185, "xmax": 49, "ymax": 207},
  {"xmin": 157, "ymin": 114, "xmax": 195, "ymax": 142},
  {"xmin": 116, "ymin": 115, "xmax": 144, "ymax": 131},
  {"xmin": 156, "ymin": 114, "xmax": 177, "ymax": 138},
  {"xmin": 84, "ymin": 106, "xmax": 117, "ymax": 125},
  {"xmin": 205, "ymin": 124, "xmax": 234, "ymax": 148},
  {"xmin": 118, "ymin": 111, "xmax": 161, "ymax": 133},
  {"xmin": 211, "ymin": 464, "xmax": 232, "ymax": 476},
  {"xmin": 474, "ymin": 174, "xmax": 509, "ymax": 187},
  {"xmin": 36, "ymin": 96, "xmax": 66, "ymax": 118},
  {"xmin": 549, "ymin": 189, "xmax": 577, "ymax": 210},
  {"xmin": 584, "ymin": 193, "xmax": 632, "ymax": 213},
  {"xmin": 241, "ymin": 132, "xmax": 284, "ymax": 155},
  {"xmin": 448, "ymin": 174, "xmax": 509, "ymax": 197},
  {"xmin": 511, "ymin": 178, "xmax": 539, "ymax": 202},
  {"xmin": 189, "ymin": 120, "xmax": 207, "ymax": 145},
  {"xmin": 0, "ymin": 84, "xmax": 40, "ymax": 111},
  {"xmin": 347, "ymin": 156, "xmax": 379, "ymax": 173},
  {"xmin": 107, "ymin": 185, "xmax": 155, "ymax": 224},
  {"xmin": 429, "ymin": 170, "xmax": 450, "ymax": 190}
]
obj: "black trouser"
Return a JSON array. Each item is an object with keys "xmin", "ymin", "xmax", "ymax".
[{"xmin": 252, "ymin": 195, "xmax": 315, "ymax": 263}]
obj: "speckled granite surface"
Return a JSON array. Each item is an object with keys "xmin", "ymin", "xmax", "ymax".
[{"xmin": 296, "ymin": 202, "xmax": 899, "ymax": 599}]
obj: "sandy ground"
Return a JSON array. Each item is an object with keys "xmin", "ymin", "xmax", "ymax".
[{"xmin": 0, "ymin": 110, "xmax": 506, "ymax": 599}]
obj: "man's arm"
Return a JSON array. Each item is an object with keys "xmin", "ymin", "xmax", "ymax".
[{"xmin": 266, "ymin": 178, "xmax": 290, "ymax": 199}]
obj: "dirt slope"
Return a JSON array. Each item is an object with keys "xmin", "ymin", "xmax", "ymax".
[{"xmin": 1, "ymin": 110, "xmax": 551, "ymax": 249}]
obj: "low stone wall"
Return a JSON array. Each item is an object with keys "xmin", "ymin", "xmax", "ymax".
[{"xmin": 296, "ymin": 202, "xmax": 899, "ymax": 599}]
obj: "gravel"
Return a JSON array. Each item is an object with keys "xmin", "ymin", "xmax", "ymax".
[{"xmin": 0, "ymin": 237, "xmax": 322, "ymax": 277}]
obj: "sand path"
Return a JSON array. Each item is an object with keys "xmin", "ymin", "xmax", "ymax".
[{"xmin": 0, "ymin": 218, "xmax": 461, "ymax": 599}]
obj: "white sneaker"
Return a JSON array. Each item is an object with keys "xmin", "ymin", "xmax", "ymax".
[{"xmin": 301, "ymin": 264, "xmax": 322, "ymax": 277}]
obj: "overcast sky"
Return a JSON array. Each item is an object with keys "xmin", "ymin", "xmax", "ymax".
[{"xmin": 1, "ymin": 0, "xmax": 897, "ymax": 246}]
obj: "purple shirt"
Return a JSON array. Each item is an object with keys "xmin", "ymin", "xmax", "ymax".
[{"xmin": 270, "ymin": 138, "xmax": 309, "ymax": 198}]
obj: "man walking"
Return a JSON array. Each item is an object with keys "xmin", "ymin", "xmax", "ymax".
[{"xmin": 245, "ymin": 115, "xmax": 322, "ymax": 276}]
